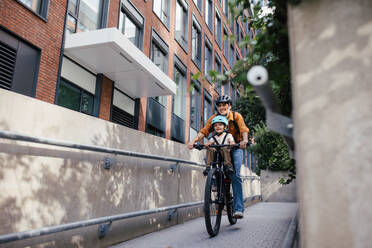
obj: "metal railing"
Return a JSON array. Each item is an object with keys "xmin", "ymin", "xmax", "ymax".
[
  {"xmin": 0, "ymin": 201, "xmax": 204, "ymax": 244},
  {"xmin": 0, "ymin": 130, "xmax": 204, "ymax": 167},
  {"xmin": 0, "ymin": 129, "xmax": 261, "ymax": 244}
]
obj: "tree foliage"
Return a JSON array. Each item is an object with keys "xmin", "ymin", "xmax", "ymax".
[{"xmin": 224, "ymin": 0, "xmax": 295, "ymax": 184}]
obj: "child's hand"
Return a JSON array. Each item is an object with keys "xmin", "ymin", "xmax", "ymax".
[{"xmin": 205, "ymin": 142, "xmax": 212, "ymax": 147}]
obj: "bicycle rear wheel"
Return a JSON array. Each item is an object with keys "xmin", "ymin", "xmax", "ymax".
[
  {"xmin": 204, "ymin": 168, "xmax": 223, "ymax": 237},
  {"xmin": 226, "ymin": 183, "xmax": 237, "ymax": 225}
]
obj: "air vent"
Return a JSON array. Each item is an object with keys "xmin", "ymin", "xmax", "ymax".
[
  {"xmin": 112, "ymin": 106, "xmax": 134, "ymax": 128},
  {"xmin": 0, "ymin": 41, "xmax": 16, "ymax": 90}
]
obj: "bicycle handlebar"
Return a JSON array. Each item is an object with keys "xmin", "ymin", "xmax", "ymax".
[{"xmin": 193, "ymin": 143, "xmax": 240, "ymax": 150}]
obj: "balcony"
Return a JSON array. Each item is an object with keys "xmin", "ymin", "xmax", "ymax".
[{"xmin": 64, "ymin": 28, "xmax": 176, "ymax": 98}]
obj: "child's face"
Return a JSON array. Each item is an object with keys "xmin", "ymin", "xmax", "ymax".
[{"xmin": 213, "ymin": 122, "xmax": 226, "ymax": 133}]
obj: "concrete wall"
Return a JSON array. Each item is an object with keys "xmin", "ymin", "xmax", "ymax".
[
  {"xmin": 288, "ymin": 1, "xmax": 372, "ymax": 247},
  {"xmin": 0, "ymin": 89, "xmax": 260, "ymax": 248},
  {"xmin": 260, "ymin": 170, "xmax": 296, "ymax": 202}
]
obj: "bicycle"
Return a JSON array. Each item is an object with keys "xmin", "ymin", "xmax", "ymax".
[{"xmin": 194, "ymin": 143, "xmax": 240, "ymax": 237}]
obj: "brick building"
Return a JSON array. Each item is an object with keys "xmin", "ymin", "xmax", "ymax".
[{"xmin": 0, "ymin": 0, "xmax": 253, "ymax": 144}]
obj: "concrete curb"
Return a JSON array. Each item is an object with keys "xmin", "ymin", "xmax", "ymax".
[{"xmin": 281, "ymin": 207, "xmax": 298, "ymax": 248}]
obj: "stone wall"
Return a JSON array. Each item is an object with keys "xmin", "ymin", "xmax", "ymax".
[
  {"xmin": 0, "ymin": 89, "xmax": 260, "ymax": 247},
  {"xmin": 260, "ymin": 170, "xmax": 296, "ymax": 202}
]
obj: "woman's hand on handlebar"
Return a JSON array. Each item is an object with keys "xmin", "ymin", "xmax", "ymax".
[{"xmin": 187, "ymin": 141, "xmax": 195, "ymax": 150}]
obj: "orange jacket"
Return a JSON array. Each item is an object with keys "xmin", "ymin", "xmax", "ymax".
[{"xmin": 200, "ymin": 111, "xmax": 249, "ymax": 143}]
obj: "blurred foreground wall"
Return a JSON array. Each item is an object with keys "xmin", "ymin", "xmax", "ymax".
[{"xmin": 288, "ymin": 1, "xmax": 372, "ymax": 247}]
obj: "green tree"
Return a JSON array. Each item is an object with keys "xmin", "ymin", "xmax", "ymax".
[{"xmin": 225, "ymin": 0, "xmax": 295, "ymax": 184}]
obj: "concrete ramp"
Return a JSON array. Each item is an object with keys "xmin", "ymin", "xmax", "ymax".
[{"xmin": 110, "ymin": 202, "xmax": 298, "ymax": 248}]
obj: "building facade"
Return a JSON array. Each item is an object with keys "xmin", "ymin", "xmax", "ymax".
[{"xmin": 0, "ymin": 0, "xmax": 252, "ymax": 144}]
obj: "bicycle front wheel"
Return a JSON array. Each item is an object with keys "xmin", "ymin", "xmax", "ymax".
[
  {"xmin": 226, "ymin": 183, "xmax": 237, "ymax": 225},
  {"xmin": 204, "ymin": 168, "xmax": 223, "ymax": 237}
]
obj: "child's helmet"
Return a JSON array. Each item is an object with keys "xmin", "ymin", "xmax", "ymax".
[{"xmin": 211, "ymin": 115, "xmax": 228, "ymax": 127}]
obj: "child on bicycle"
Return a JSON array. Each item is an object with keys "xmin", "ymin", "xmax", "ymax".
[{"xmin": 203, "ymin": 115, "xmax": 235, "ymax": 176}]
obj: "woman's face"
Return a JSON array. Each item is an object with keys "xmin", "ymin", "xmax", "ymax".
[{"xmin": 217, "ymin": 103, "xmax": 231, "ymax": 116}]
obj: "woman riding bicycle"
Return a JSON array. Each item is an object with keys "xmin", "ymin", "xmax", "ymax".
[{"xmin": 188, "ymin": 95, "xmax": 249, "ymax": 219}]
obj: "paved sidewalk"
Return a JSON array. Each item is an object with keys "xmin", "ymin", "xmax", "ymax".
[{"xmin": 110, "ymin": 202, "xmax": 298, "ymax": 248}]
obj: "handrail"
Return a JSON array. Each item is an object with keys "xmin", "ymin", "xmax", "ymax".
[
  {"xmin": 0, "ymin": 195, "xmax": 262, "ymax": 244},
  {"xmin": 0, "ymin": 130, "xmax": 204, "ymax": 167},
  {"xmin": 0, "ymin": 201, "xmax": 203, "ymax": 244}
]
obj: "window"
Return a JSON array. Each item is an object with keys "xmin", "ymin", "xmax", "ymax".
[
  {"xmin": 146, "ymin": 97, "xmax": 166, "ymax": 138},
  {"xmin": 173, "ymin": 57, "xmax": 187, "ymax": 120},
  {"xmin": 171, "ymin": 57, "xmax": 187, "ymax": 143},
  {"xmin": 215, "ymin": 8, "xmax": 222, "ymax": 47},
  {"xmin": 119, "ymin": 0, "xmax": 144, "ymax": 49},
  {"xmin": 230, "ymin": 13, "xmax": 234, "ymax": 33},
  {"xmin": 204, "ymin": 36, "xmax": 213, "ymax": 82},
  {"xmin": 151, "ymin": 30, "xmax": 168, "ymax": 74},
  {"xmin": 57, "ymin": 79, "xmax": 94, "ymax": 115},
  {"xmin": 191, "ymin": 16, "xmax": 202, "ymax": 68},
  {"xmin": 190, "ymin": 77, "xmax": 201, "ymax": 132},
  {"xmin": 203, "ymin": 90, "xmax": 213, "ymax": 125},
  {"xmin": 17, "ymin": 0, "xmax": 49, "ymax": 19},
  {"xmin": 153, "ymin": 0, "xmax": 170, "ymax": 27},
  {"xmin": 231, "ymin": 84, "xmax": 236, "ymax": 103},
  {"xmin": 192, "ymin": 0, "xmax": 202, "ymax": 12},
  {"xmin": 223, "ymin": 26, "xmax": 229, "ymax": 60},
  {"xmin": 151, "ymin": 30, "xmax": 168, "ymax": 106},
  {"xmin": 214, "ymin": 52, "xmax": 221, "ymax": 95},
  {"xmin": 222, "ymin": 65, "xmax": 229, "ymax": 96},
  {"xmin": 223, "ymin": 0, "xmax": 228, "ymax": 16},
  {"xmin": 58, "ymin": 57, "xmax": 97, "ymax": 115},
  {"xmin": 175, "ymin": 0, "xmax": 188, "ymax": 51},
  {"xmin": 236, "ymin": 21, "xmax": 240, "ymax": 43},
  {"xmin": 239, "ymin": 31, "xmax": 244, "ymax": 46},
  {"xmin": 112, "ymin": 88, "xmax": 136, "ymax": 128},
  {"xmin": 230, "ymin": 44, "xmax": 234, "ymax": 67},
  {"xmin": 205, "ymin": 0, "xmax": 213, "ymax": 31},
  {"xmin": 66, "ymin": 0, "xmax": 105, "ymax": 34}
]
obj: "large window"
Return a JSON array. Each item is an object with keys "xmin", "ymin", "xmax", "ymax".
[
  {"xmin": 66, "ymin": 0, "xmax": 105, "ymax": 34},
  {"xmin": 223, "ymin": 26, "xmax": 229, "ymax": 60},
  {"xmin": 192, "ymin": 0, "xmax": 202, "ymax": 12},
  {"xmin": 57, "ymin": 79, "xmax": 94, "ymax": 115},
  {"xmin": 230, "ymin": 44, "xmax": 235, "ymax": 67},
  {"xmin": 171, "ymin": 56, "xmax": 187, "ymax": 143},
  {"xmin": 190, "ymin": 77, "xmax": 201, "ymax": 132},
  {"xmin": 205, "ymin": 0, "xmax": 213, "ymax": 31},
  {"xmin": 223, "ymin": 0, "xmax": 228, "ymax": 16},
  {"xmin": 153, "ymin": 0, "xmax": 170, "ymax": 27},
  {"xmin": 203, "ymin": 90, "xmax": 213, "ymax": 125},
  {"xmin": 214, "ymin": 52, "xmax": 221, "ymax": 95},
  {"xmin": 17, "ymin": 0, "xmax": 49, "ymax": 19},
  {"xmin": 204, "ymin": 36, "xmax": 213, "ymax": 82},
  {"xmin": 119, "ymin": 0, "xmax": 144, "ymax": 49},
  {"xmin": 223, "ymin": 65, "xmax": 229, "ymax": 95},
  {"xmin": 58, "ymin": 57, "xmax": 97, "ymax": 115},
  {"xmin": 175, "ymin": 0, "xmax": 188, "ymax": 51},
  {"xmin": 173, "ymin": 58, "xmax": 187, "ymax": 119},
  {"xmin": 151, "ymin": 30, "xmax": 168, "ymax": 106},
  {"xmin": 215, "ymin": 8, "xmax": 222, "ymax": 47},
  {"xmin": 236, "ymin": 21, "xmax": 240, "ymax": 43},
  {"xmin": 231, "ymin": 84, "xmax": 236, "ymax": 103},
  {"xmin": 191, "ymin": 16, "xmax": 202, "ymax": 68}
]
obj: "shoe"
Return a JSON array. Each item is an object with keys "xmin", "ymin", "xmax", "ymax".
[
  {"xmin": 203, "ymin": 167, "xmax": 211, "ymax": 176},
  {"xmin": 225, "ymin": 166, "xmax": 234, "ymax": 174},
  {"xmin": 234, "ymin": 211, "xmax": 244, "ymax": 219}
]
